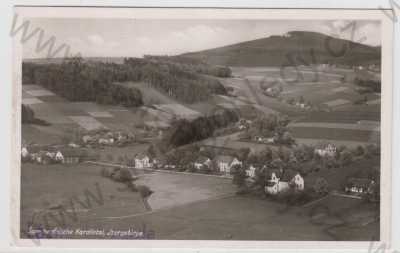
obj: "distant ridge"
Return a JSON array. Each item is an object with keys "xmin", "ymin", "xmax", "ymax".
[{"xmin": 181, "ymin": 31, "xmax": 381, "ymax": 67}]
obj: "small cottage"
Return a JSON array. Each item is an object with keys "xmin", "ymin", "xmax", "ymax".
[
  {"xmin": 214, "ymin": 155, "xmax": 242, "ymax": 174},
  {"xmin": 345, "ymin": 178, "xmax": 375, "ymax": 195},
  {"xmin": 194, "ymin": 156, "xmax": 211, "ymax": 170},
  {"xmin": 245, "ymin": 165, "xmax": 258, "ymax": 178},
  {"xmin": 135, "ymin": 154, "xmax": 151, "ymax": 169}
]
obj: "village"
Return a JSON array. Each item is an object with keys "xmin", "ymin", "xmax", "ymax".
[{"xmin": 21, "ymin": 123, "xmax": 380, "ymax": 202}]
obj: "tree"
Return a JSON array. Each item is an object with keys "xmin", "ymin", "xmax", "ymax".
[
  {"xmin": 353, "ymin": 145, "xmax": 365, "ymax": 157},
  {"xmin": 313, "ymin": 177, "xmax": 329, "ymax": 195},
  {"xmin": 232, "ymin": 164, "xmax": 247, "ymax": 187}
]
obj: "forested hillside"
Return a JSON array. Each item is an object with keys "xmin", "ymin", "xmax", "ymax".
[
  {"xmin": 22, "ymin": 56, "xmax": 230, "ymax": 105},
  {"xmin": 182, "ymin": 31, "xmax": 381, "ymax": 67}
]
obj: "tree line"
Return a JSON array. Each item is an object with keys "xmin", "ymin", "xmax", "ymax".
[
  {"xmin": 23, "ymin": 56, "xmax": 230, "ymax": 105},
  {"xmin": 164, "ymin": 108, "xmax": 239, "ymax": 147}
]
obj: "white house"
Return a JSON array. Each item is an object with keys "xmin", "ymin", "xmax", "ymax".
[
  {"xmin": 265, "ymin": 170, "xmax": 304, "ymax": 195},
  {"xmin": 82, "ymin": 135, "xmax": 93, "ymax": 144},
  {"xmin": 99, "ymin": 138, "xmax": 114, "ymax": 145},
  {"xmin": 291, "ymin": 173, "xmax": 305, "ymax": 191},
  {"xmin": 55, "ymin": 151, "xmax": 64, "ymax": 163},
  {"xmin": 214, "ymin": 155, "xmax": 242, "ymax": 174},
  {"xmin": 135, "ymin": 154, "xmax": 151, "ymax": 169},
  {"xmin": 245, "ymin": 165, "xmax": 257, "ymax": 178},
  {"xmin": 315, "ymin": 143, "xmax": 336, "ymax": 157},
  {"xmin": 194, "ymin": 156, "xmax": 211, "ymax": 170},
  {"xmin": 21, "ymin": 147, "xmax": 29, "ymax": 158},
  {"xmin": 265, "ymin": 172, "xmax": 290, "ymax": 195}
]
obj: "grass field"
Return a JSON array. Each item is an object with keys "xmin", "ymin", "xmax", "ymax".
[{"xmin": 290, "ymin": 127, "xmax": 379, "ymax": 143}]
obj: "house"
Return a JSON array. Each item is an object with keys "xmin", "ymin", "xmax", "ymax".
[
  {"xmin": 194, "ymin": 156, "xmax": 211, "ymax": 170},
  {"xmin": 21, "ymin": 147, "xmax": 29, "ymax": 158},
  {"xmin": 237, "ymin": 119, "xmax": 251, "ymax": 130},
  {"xmin": 265, "ymin": 137, "xmax": 275, "ymax": 144},
  {"xmin": 291, "ymin": 173, "xmax": 305, "ymax": 191},
  {"xmin": 99, "ymin": 138, "xmax": 114, "ymax": 145},
  {"xmin": 345, "ymin": 178, "xmax": 375, "ymax": 195},
  {"xmin": 245, "ymin": 165, "xmax": 257, "ymax": 178},
  {"xmin": 55, "ymin": 151, "xmax": 64, "ymax": 163},
  {"xmin": 214, "ymin": 155, "xmax": 242, "ymax": 174},
  {"xmin": 265, "ymin": 171, "xmax": 290, "ymax": 195},
  {"xmin": 82, "ymin": 135, "xmax": 93, "ymax": 144},
  {"xmin": 265, "ymin": 169, "xmax": 304, "ymax": 195},
  {"xmin": 68, "ymin": 143, "xmax": 80, "ymax": 148},
  {"xmin": 135, "ymin": 154, "xmax": 151, "ymax": 169},
  {"xmin": 61, "ymin": 148, "xmax": 86, "ymax": 164},
  {"xmin": 315, "ymin": 143, "xmax": 336, "ymax": 157}
]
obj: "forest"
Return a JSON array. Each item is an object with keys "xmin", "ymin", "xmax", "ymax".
[
  {"xmin": 22, "ymin": 58, "xmax": 143, "ymax": 107},
  {"xmin": 22, "ymin": 55, "xmax": 230, "ymax": 105},
  {"xmin": 164, "ymin": 108, "xmax": 239, "ymax": 147}
]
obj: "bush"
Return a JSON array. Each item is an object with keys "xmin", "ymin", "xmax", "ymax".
[{"xmin": 313, "ymin": 177, "xmax": 329, "ymax": 195}]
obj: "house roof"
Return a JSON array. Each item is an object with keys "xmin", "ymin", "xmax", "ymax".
[
  {"xmin": 281, "ymin": 169, "xmax": 299, "ymax": 181},
  {"xmin": 58, "ymin": 147, "xmax": 87, "ymax": 157},
  {"xmin": 346, "ymin": 178, "xmax": 372, "ymax": 188},
  {"xmin": 265, "ymin": 168, "xmax": 282, "ymax": 179},
  {"xmin": 315, "ymin": 142, "xmax": 336, "ymax": 149},
  {"xmin": 214, "ymin": 155, "xmax": 236, "ymax": 164},
  {"xmin": 135, "ymin": 153, "xmax": 149, "ymax": 160}
]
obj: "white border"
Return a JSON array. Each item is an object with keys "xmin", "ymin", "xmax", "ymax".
[{"xmin": 7, "ymin": 5, "xmax": 395, "ymax": 252}]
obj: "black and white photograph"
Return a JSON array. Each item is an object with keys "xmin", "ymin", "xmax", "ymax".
[{"xmin": 10, "ymin": 7, "xmax": 394, "ymax": 248}]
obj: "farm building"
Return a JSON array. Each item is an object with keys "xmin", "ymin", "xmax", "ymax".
[
  {"xmin": 135, "ymin": 154, "xmax": 151, "ymax": 169},
  {"xmin": 345, "ymin": 178, "xmax": 375, "ymax": 195},
  {"xmin": 213, "ymin": 155, "xmax": 242, "ymax": 174},
  {"xmin": 54, "ymin": 148, "xmax": 88, "ymax": 164},
  {"xmin": 194, "ymin": 156, "xmax": 211, "ymax": 170},
  {"xmin": 314, "ymin": 143, "xmax": 337, "ymax": 157},
  {"xmin": 265, "ymin": 169, "xmax": 304, "ymax": 195}
]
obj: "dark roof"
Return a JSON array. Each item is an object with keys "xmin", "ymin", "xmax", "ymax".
[
  {"xmin": 281, "ymin": 169, "xmax": 299, "ymax": 181},
  {"xmin": 265, "ymin": 168, "xmax": 282, "ymax": 179},
  {"xmin": 347, "ymin": 178, "xmax": 372, "ymax": 188},
  {"xmin": 58, "ymin": 148, "xmax": 87, "ymax": 157},
  {"xmin": 135, "ymin": 153, "xmax": 149, "ymax": 160}
]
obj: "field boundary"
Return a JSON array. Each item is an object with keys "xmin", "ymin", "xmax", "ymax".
[{"xmin": 85, "ymin": 161, "xmax": 233, "ymax": 180}]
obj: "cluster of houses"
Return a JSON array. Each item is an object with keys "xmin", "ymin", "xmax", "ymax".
[
  {"xmin": 21, "ymin": 145, "xmax": 87, "ymax": 165},
  {"xmin": 345, "ymin": 178, "xmax": 377, "ymax": 195},
  {"xmin": 314, "ymin": 143, "xmax": 337, "ymax": 157},
  {"xmin": 81, "ymin": 130, "xmax": 135, "ymax": 147},
  {"xmin": 191, "ymin": 154, "xmax": 306, "ymax": 195},
  {"xmin": 265, "ymin": 169, "xmax": 305, "ymax": 195},
  {"xmin": 237, "ymin": 119, "xmax": 252, "ymax": 130}
]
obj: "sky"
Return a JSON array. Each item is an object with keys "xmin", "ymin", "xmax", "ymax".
[{"xmin": 21, "ymin": 19, "xmax": 381, "ymax": 59}]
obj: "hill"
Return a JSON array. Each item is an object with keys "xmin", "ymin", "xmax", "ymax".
[{"xmin": 181, "ymin": 31, "xmax": 381, "ymax": 67}]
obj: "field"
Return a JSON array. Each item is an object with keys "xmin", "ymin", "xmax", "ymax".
[
  {"xmin": 22, "ymin": 84, "xmax": 177, "ymax": 144},
  {"xmin": 20, "ymin": 163, "xmax": 377, "ymax": 240}
]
